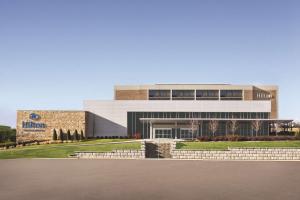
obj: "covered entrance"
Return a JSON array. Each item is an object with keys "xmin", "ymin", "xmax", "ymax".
[
  {"xmin": 154, "ymin": 128, "xmax": 172, "ymax": 139},
  {"xmin": 140, "ymin": 118, "xmax": 293, "ymax": 139}
]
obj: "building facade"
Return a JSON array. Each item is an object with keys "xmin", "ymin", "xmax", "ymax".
[
  {"xmin": 84, "ymin": 84, "xmax": 291, "ymax": 139},
  {"xmin": 17, "ymin": 84, "xmax": 293, "ymax": 142},
  {"xmin": 16, "ymin": 111, "xmax": 88, "ymax": 143}
]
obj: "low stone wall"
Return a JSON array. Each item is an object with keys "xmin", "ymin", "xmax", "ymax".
[
  {"xmin": 74, "ymin": 141, "xmax": 300, "ymax": 160},
  {"xmin": 172, "ymin": 148, "xmax": 300, "ymax": 160},
  {"xmin": 74, "ymin": 141, "xmax": 145, "ymax": 159}
]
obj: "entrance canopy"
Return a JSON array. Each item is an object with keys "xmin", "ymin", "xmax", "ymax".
[
  {"xmin": 139, "ymin": 118, "xmax": 293, "ymax": 124},
  {"xmin": 139, "ymin": 118, "xmax": 293, "ymax": 139}
]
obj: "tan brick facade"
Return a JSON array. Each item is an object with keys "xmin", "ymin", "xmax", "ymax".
[
  {"xmin": 16, "ymin": 111, "xmax": 88, "ymax": 143},
  {"xmin": 244, "ymin": 90, "xmax": 253, "ymax": 100},
  {"xmin": 115, "ymin": 89, "xmax": 148, "ymax": 100},
  {"xmin": 269, "ymin": 90, "xmax": 278, "ymax": 118}
]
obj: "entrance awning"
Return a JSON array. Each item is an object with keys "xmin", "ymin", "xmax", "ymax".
[{"xmin": 139, "ymin": 118, "xmax": 293, "ymax": 124}]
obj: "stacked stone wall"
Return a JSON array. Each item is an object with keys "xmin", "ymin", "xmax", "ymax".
[
  {"xmin": 17, "ymin": 111, "xmax": 87, "ymax": 143},
  {"xmin": 75, "ymin": 141, "xmax": 145, "ymax": 159},
  {"xmin": 172, "ymin": 147, "xmax": 300, "ymax": 160}
]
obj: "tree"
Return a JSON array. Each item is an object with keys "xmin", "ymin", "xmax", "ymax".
[
  {"xmin": 0, "ymin": 125, "xmax": 16, "ymax": 143},
  {"xmin": 52, "ymin": 129, "xmax": 57, "ymax": 141},
  {"xmin": 251, "ymin": 120, "xmax": 262, "ymax": 137},
  {"xmin": 66, "ymin": 130, "xmax": 71, "ymax": 141},
  {"xmin": 190, "ymin": 120, "xmax": 198, "ymax": 139},
  {"xmin": 58, "ymin": 129, "xmax": 64, "ymax": 141},
  {"xmin": 209, "ymin": 120, "xmax": 218, "ymax": 137},
  {"xmin": 80, "ymin": 130, "xmax": 84, "ymax": 140},
  {"xmin": 73, "ymin": 130, "xmax": 79, "ymax": 141},
  {"xmin": 229, "ymin": 120, "xmax": 238, "ymax": 135}
]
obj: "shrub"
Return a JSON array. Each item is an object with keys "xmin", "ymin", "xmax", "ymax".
[
  {"xmin": 134, "ymin": 133, "xmax": 141, "ymax": 139},
  {"xmin": 66, "ymin": 130, "xmax": 71, "ymax": 141},
  {"xmin": 58, "ymin": 129, "xmax": 64, "ymax": 141},
  {"xmin": 80, "ymin": 130, "xmax": 84, "ymax": 140},
  {"xmin": 52, "ymin": 129, "xmax": 58, "ymax": 141},
  {"xmin": 73, "ymin": 130, "xmax": 79, "ymax": 141},
  {"xmin": 295, "ymin": 131, "xmax": 300, "ymax": 138},
  {"xmin": 195, "ymin": 135, "xmax": 299, "ymax": 142}
]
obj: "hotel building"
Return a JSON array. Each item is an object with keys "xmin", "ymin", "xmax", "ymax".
[{"xmin": 17, "ymin": 84, "xmax": 293, "ymax": 142}]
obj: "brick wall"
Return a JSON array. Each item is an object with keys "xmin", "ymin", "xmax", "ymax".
[{"xmin": 17, "ymin": 111, "xmax": 87, "ymax": 143}]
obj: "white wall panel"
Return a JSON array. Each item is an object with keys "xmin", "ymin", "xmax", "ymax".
[{"xmin": 83, "ymin": 100, "xmax": 271, "ymax": 136}]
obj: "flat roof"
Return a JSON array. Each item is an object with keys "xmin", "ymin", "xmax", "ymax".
[{"xmin": 115, "ymin": 84, "xmax": 278, "ymax": 91}]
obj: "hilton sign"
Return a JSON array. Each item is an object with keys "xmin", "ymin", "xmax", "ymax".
[{"xmin": 22, "ymin": 113, "xmax": 47, "ymax": 130}]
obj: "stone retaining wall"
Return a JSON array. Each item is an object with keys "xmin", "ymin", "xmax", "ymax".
[
  {"xmin": 75, "ymin": 141, "xmax": 145, "ymax": 159},
  {"xmin": 74, "ymin": 141, "xmax": 300, "ymax": 160},
  {"xmin": 172, "ymin": 148, "xmax": 300, "ymax": 160}
]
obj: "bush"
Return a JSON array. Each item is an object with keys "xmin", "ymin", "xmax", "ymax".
[
  {"xmin": 295, "ymin": 131, "xmax": 300, "ymax": 138},
  {"xmin": 52, "ymin": 129, "xmax": 58, "ymax": 141},
  {"xmin": 80, "ymin": 130, "xmax": 84, "ymax": 140},
  {"xmin": 133, "ymin": 133, "xmax": 141, "ymax": 139},
  {"xmin": 0, "ymin": 125, "xmax": 16, "ymax": 143},
  {"xmin": 58, "ymin": 129, "xmax": 64, "ymax": 141},
  {"xmin": 66, "ymin": 130, "xmax": 71, "ymax": 141},
  {"xmin": 73, "ymin": 130, "xmax": 79, "ymax": 141},
  {"xmin": 196, "ymin": 135, "xmax": 299, "ymax": 142}
]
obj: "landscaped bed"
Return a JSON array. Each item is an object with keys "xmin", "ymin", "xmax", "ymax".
[
  {"xmin": 0, "ymin": 139, "xmax": 140, "ymax": 159},
  {"xmin": 176, "ymin": 141, "xmax": 300, "ymax": 150}
]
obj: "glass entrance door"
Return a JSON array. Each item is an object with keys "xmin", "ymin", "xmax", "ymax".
[
  {"xmin": 180, "ymin": 129, "xmax": 194, "ymax": 139},
  {"xmin": 155, "ymin": 129, "xmax": 172, "ymax": 138}
]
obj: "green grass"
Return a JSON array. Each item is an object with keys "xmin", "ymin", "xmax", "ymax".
[
  {"xmin": 176, "ymin": 141, "xmax": 300, "ymax": 150},
  {"xmin": 0, "ymin": 139, "xmax": 140, "ymax": 159}
]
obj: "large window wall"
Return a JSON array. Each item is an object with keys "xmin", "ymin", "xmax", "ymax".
[{"xmin": 127, "ymin": 112, "xmax": 270, "ymax": 139}]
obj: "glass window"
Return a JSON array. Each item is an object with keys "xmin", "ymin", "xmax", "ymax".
[
  {"xmin": 172, "ymin": 90, "xmax": 195, "ymax": 100},
  {"xmin": 220, "ymin": 90, "xmax": 242, "ymax": 100},
  {"xmin": 149, "ymin": 90, "xmax": 170, "ymax": 100},
  {"xmin": 196, "ymin": 90, "xmax": 219, "ymax": 100}
]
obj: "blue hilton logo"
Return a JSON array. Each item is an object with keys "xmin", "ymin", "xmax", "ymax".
[
  {"xmin": 22, "ymin": 113, "xmax": 46, "ymax": 129},
  {"xmin": 29, "ymin": 113, "xmax": 41, "ymax": 120}
]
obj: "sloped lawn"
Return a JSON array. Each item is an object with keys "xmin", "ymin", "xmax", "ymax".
[{"xmin": 0, "ymin": 140, "xmax": 140, "ymax": 159}]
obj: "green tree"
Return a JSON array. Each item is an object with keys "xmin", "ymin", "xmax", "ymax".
[
  {"xmin": 52, "ymin": 129, "xmax": 58, "ymax": 141},
  {"xmin": 73, "ymin": 130, "xmax": 78, "ymax": 141},
  {"xmin": 80, "ymin": 130, "xmax": 84, "ymax": 140},
  {"xmin": 67, "ymin": 130, "xmax": 71, "ymax": 141},
  {"xmin": 0, "ymin": 125, "xmax": 16, "ymax": 143},
  {"xmin": 58, "ymin": 129, "xmax": 64, "ymax": 141}
]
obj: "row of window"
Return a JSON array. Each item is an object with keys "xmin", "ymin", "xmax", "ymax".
[
  {"xmin": 127, "ymin": 112, "xmax": 270, "ymax": 138},
  {"xmin": 149, "ymin": 89, "xmax": 243, "ymax": 100},
  {"xmin": 153, "ymin": 122, "xmax": 269, "ymax": 139}
]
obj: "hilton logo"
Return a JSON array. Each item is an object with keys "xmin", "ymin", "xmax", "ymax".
[
  {"xmin": 29, "ymin": 113, "xmax": 40, "ymax": 120},
  {"xmin": 22, "ymin": 113, "xmax": 46, "ymax": 129}
]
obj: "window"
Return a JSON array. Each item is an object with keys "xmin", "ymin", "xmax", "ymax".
[
  {"xmin": 172, "ymin": 90, "xmax": 194, "ymax": 100},
  {"xmin": 196, "ymin": 90, "xmax": 219, "ymax": 100},
  {"xmin": 220, "ymin": 90, "xmax": 242, "ymax": 100},
  {"xmin": 149, "ymin": 90, "xmax": 170, "ymax": 100}
]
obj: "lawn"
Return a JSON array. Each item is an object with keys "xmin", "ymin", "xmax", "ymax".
[
  {"xmin": 0, "ymin": 139, "xmax": 140, "ymax": 159},
  {"xmin": 176, "ymin": 141, "xmax": 300, "ymax": 150}
]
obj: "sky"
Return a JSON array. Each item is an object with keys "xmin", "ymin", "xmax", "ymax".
[{"xmin": 0, "ymin": 0, "xmax": 299, "ymax": 127}]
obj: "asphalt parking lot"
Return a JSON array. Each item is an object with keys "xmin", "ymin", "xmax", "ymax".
[{"xmin": 0, "ymin": 159, "xmax": 299, "ymax": 200}]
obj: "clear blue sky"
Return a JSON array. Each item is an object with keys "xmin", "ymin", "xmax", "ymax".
[{"xmin": 0, "ymin": 0, "xmax": 299, "ymax": 127}]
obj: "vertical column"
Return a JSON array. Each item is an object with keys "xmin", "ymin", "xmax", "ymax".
[
  {"xmin": 150, "ymin": 122, "xmax": 153, "ymax": 139},
  {"xmin": 175, "ymin": 122, "xmax": 177, "ymax": 139}
]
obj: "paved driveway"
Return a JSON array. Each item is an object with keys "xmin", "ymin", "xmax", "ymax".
[{"xmin": 0, "ymin": 159, "xmax": 299, "ymax": 200}]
